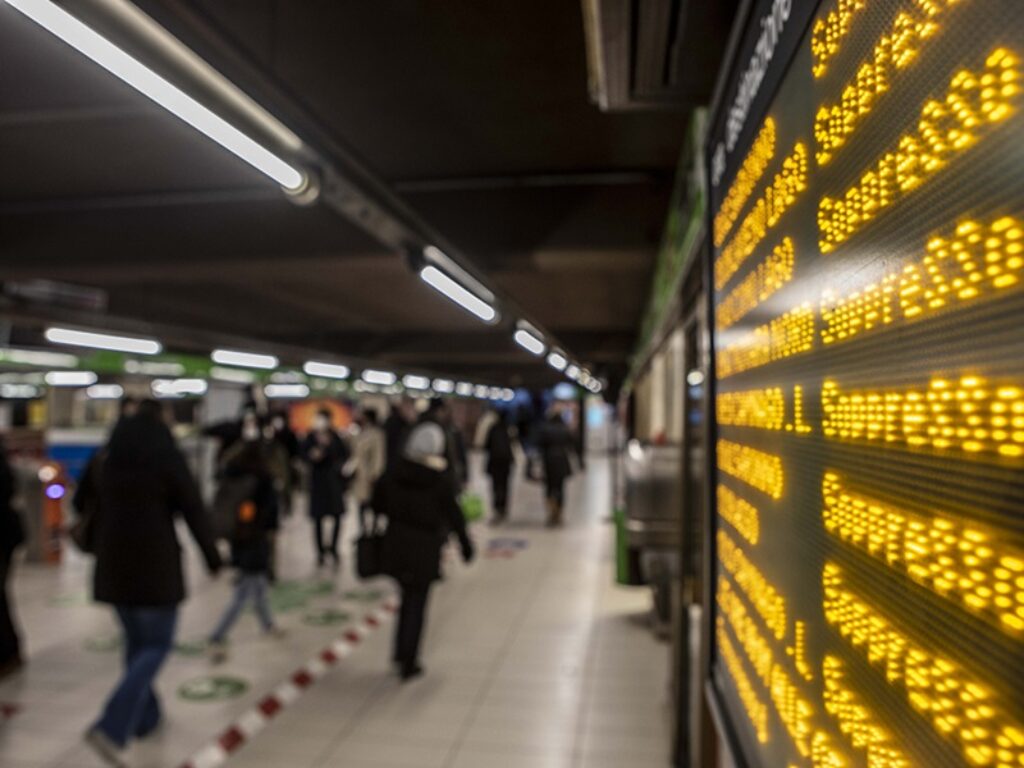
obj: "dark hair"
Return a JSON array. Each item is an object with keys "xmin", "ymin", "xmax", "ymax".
[
  {"xmin": 363, "ymin": 409, "xmax": 379, "ymax": 425},
  {"xmin": 317, "ymin": 407, "xmax": 332, "ymax": 420},
  {"xmin": 135, "ymin": 398, "xmax": 163, "ymax": 420},
  {"xmin": 426, "ymin": 398, "xmax": 447, "ymax": 414}
]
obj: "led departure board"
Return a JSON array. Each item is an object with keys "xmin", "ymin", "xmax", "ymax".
[{"xmin": 706, "ymin": 1, "xmax": 1024, "ymax": 766}]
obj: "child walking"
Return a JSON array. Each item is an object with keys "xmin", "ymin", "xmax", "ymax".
[{"xmin": 208, "ymin": 432, "xmax": 284, "ymax": 663}]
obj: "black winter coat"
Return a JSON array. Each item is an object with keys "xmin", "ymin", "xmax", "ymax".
[
  {"xmin": 92, "ymin": 414, "xmax": 221, "ymax": 606},
  {"xmin": 0, "ymin": 447, "xmax": 23, "ymax": 555},
  {"xmin": 537, "ymin": 418, "xmax": 574, "ymax": 483},
  {"xmin": 373, "ymin": 459, "xmax": 472, "ymax": 586},
  {"xmin": 227, "ymin": 470, "xmax": 278, "ymax": 574},
  {"xmin": 302, "ymin": 430, "xmax": 349, "ymax": 519},
  {"xmin": 485, "ymin": 423, "xmax": 515, "ymax": 476}
]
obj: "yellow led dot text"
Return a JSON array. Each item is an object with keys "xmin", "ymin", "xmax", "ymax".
[
  {"xmin": 824, "ymin": 563, "xmax": 1024, "ymax": 767},
  {"xmin": 823, "ymin": 472, "xmax": 1024, "ymax": 633},
  {"xmin": 811, "ymin": 0, "xmax": 867, "ymax": 79},
  {"xmin": 718, "ymin": 303, "xmax": 815, "ymax": 379},
  {"xmin": 717, "ymin": 617, "xmax": 769, "ymax": 744},
  {"xmin": 822, "ymin": 376, "xmax": 1024, "ymax": 458},
  {"xmin": 715, "ymin": 119, "xmax": 777, "ymax": 247},
  {"xmin": 717, "ymin": 237, "xmax": 795, "ymax": 331},
  {"xmin": 818, "ymin": 48, "xmax": 1020, "ymax": 254},
  {"xmin": 718, "ymin": 485, "xmax": 761, "ymax": 545},
  {"xmin": 719, "ymin": 530, "xmax": 787, "ymax": 640},
  {"xmin": 717, "ymin": 439, "xmax": 785, "ymax": 499}
]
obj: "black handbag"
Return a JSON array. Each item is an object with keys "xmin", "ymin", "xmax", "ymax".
[{"xmin": 355, "ymin": 511, "xmax": 387, "ymax": 579}]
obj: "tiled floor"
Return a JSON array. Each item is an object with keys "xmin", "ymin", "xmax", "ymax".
[{"xmin": 0, "ymin": 454, "xmax": 673, "ymax": 767}]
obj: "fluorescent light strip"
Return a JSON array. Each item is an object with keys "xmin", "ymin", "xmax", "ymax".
[
  {"xmin": 432, "ymin": 379, "xmax": 455, "ymax": 393},
  {"xmin": 303, "ymin": 361, "xmax": 350, "ymax": 380},
  {"xmin": 501, "ymin": 388, "xmax": 515, "ymax": 402},
  {"xmin": 423, "ymin": 246, "xmax": 496, "ymax": 303},
  {"xmin": 0, "ymin": 384, "xmax": 41, "ymax": 399},
  {"xmin": 0, "ymin": 347, "xmax": 79, "ymax": 368},
  {"xmin": 86, "ymin": 384, "xmax": 124, "ymax": 400},
  {"xmin": 45, "ymin": 326, "xmax": 161, "ymax": 355},
  {"xmin": 474, "ymin": 385, "xmax": 490, "ymax": 399},
  {"xmin": 547, "ymin": 351, "xmax": 568, "ymax": 371},
  {"xmin": 4, "ymin": 0, "xmax": 305, "ymax": 191},
  {"xmin": 420, "ymin": 266, "xmax": 497, "ymax": 323},
  {"xmin": 362, "ymin": 369, "xmax": 397, "ymax": 386},
  {"xmin": 124, "ymin": 359, "xmax": 185, "ymax": 376},
  {"xmin": 456, "ymin": 382, "xmax": 473, "ymax": 396},
  {"xmin": 265, "ymin": 383, "xmax": 310, "ymax": 399},
  {"xmin": 152, "ymin": 378, "xmax": 207, "ymax": 397},
  {"xmin": 403, "ymin": 375, "xmax": 430, "ymax": 390},
  {"xmin": 211, "ymin": 348, "xmax": 278, "ymax": 370},
  {"xmin": 45, "ymin": 370, "xmax": 98, "ymax": 387},
  {"xmin": 566, "ymin": 365, "xmax": 581, "ymax": 380},
  {"xmin": 513, "ymin": 329, "xmax": 545, "ymax": 356}
]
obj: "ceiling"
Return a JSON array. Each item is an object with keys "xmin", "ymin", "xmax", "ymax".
[{"xmin": 0, "ymin": 0, "xmax": 738, "ymax": 390}]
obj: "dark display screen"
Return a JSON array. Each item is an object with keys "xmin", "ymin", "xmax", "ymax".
[{"xmin": 706, "ymin": 0, "xmax": 1024, "ymax": 766}]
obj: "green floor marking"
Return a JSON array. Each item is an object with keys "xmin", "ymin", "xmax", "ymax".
[
  {"xmin": 84, "ymin": 634, "xmax": 122, "ymax": 653},
  {"xmin": 177, "ymin": 675, "xmax": 248, "ymax": 702},
  {"xmin": 302, "ymin": 608, "xmax": 351, "ymax": 626}
]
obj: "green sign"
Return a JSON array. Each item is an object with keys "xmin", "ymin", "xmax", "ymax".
[{"xmin": 178, "ymin": 676, "xmax": 248, "ymax": 702}]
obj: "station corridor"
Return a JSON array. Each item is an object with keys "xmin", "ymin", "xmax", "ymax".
[{"xmin": 0, "ymin": 457, "xmax": 672, "ymax": 768}]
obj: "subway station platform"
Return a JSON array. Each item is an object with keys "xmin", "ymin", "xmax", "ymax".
[{"xmin": 0, "ymin": 456, "xmax": 672, "ymax": 768}]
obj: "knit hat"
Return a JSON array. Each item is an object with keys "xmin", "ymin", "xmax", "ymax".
[{"xmin": 403, "ymin": 423, "xmax": 448, "ymax": 471}]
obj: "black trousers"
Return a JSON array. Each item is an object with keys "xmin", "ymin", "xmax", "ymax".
[
  {"xmin": 393, "ymin": 582, "xmax": 432, "ymax": 668},
  {"xmin": 490, "ymin": 470, "xmax": 511, "ymax": 516},
  {"xmin": 545, "ymin": 476, "xmax": 566, "ymax": 508},
  {"xmin": 0, "ymin": 548, "xmax": 21, "ymax": 669},
  {"xmin": 314, "ymin": 514, "xmax": 342, "ymax": 557}
]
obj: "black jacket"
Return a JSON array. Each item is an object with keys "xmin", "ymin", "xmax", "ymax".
[
  {"xmin": 537, "ymin": 417, "xmax": 574, "ymax": 483},
  {"xmin": 302, "ymin": 430, "xmax": 349, "ymax": 518},
  {"xmin": 383, "ymin": 413, "xmax": 411, "ymax": 473},
  {"xmin": 373, "ymin": 459, "xmax": 472, "ymax": 585},
  {"xmin": 92, "ymin": 414, "xmax": 221, "ymax": 606},
  {"xmin": 224, "ymin": 463, "xmax": 278, "ymax": 574},
  {"xmin": 485, "ymin": 422, "xmax": 515, "ymax": 476},
  {"xmin": 0, "ymin": 447, "xmax": 23, "ymax": 555}
]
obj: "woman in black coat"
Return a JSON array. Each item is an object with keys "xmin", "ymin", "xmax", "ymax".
[
  {"xmin": 301, "ymin": 409, "xmax": 350, "ymax": 567},
  {"xmin": 484, "ymin": 412, "xmax": 516, "ymax": 524},
  {"xmin": 373, "ymin": 423, "xmax": 474, "ymax": 681},
  {"xmin": 0, "ymin": 440, "xmax": 24, "ymax": 678},
  {"xmin": 536, "ymin": 411, "xmax": 575, "ymax": 527},
  {"xmin": 85, "ymin": 401, "xmax": 221, "ymax": 764}
]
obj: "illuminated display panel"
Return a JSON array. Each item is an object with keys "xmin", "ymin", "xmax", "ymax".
[{"xmin": 706, "ymin": 1, "xmax": 1024, "ymax": 767}]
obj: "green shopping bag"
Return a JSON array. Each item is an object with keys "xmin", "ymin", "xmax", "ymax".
[{"xmin": 460, "ymin": 493, "xmax": 485, "ymax": 523}]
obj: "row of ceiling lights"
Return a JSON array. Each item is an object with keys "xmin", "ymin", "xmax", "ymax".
[
  {"xmin": 4, "ymin": 0, "xmax": 604, "ymax": 395},
  {"xmin": 0, "ymin": 327, "xmax": 528, "ymax": 402}
]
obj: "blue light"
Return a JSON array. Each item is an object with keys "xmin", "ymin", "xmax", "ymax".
[{"xmin": 45, "ymin": 484, "xmax": 65, "ymax": 500}]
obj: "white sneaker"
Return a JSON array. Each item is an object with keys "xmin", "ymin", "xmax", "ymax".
[{"xmin": 84, "ymin": 728, "xmax": 129, "ymax": 768}]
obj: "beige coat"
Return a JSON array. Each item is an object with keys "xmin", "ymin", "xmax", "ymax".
[{"xmin": 351, "ymin": 425, "xmax": 386, "ymax": 504}]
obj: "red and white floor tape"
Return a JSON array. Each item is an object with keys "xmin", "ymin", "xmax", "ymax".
[{"xmin": 179, "ymin": 597, "xmax": 398, "ymax": 768}]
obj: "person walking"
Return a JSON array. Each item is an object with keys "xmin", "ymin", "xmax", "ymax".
[
  {"xmin": 351, "ymin": 409, "xmax": 386, "ymax": 529},
  {"xmin": 85, "ymin": 400, "xmax": 221, "ymax": 767},
  {"xmin": 484, "ymin": 411, "xmax": 516, "ymax": 525},
  {"xmin": 373, "ymin": 423, "xmax": 474, "ymax": 681},
  {"xmin": 0, "ymin": 439, "xmax": 25, "ymax": 679},
  {"xmin": 302, "ymin": 408, "xmax": 349, "ymax": 567},
  {"xmin": 383, "ymin": 396, "xmax": 415, "ymax": 473},
  {"xmin": 536, "ymin": 410, "xmax": 575, "ymax": 527},
  {"xmin": 207, "ymin": 437, "xmax": 283, "ymax": 663},
  {"xmin": 267, "ymin": 410, "xmax": 300, "ymax": 517}
]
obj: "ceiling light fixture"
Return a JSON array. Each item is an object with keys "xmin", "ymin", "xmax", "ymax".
[
  {"xmin": 303, "ymin": 361, "xmax": 349, "ymax": 380},
  {"xmin": 362, "ymin": 369, "xmax": 397, "ymax": 386},
  {"xmin": 546, "ymin": 350, "xmax": 568, "ymax": 371},
  {"xmin": 86, "ymin": 384, "xmax": 124, "ymax": 400},
  {"xmin": 514, "ymin": 328, "xmax": 545, "ymax": 356},
  {"xmin": 265, "ymin": 383, "xmax": 310, "ymax": 399},
  {"xmin": 45, "ymin": 370, "xmax": 98, "ymax": 387},
  {"xmin": 152, "ymin": 378, "xmax": 207, "ymax": 398},
  {"xmin": 419, "ymin": 266, "xmax": 497, "ymax": 324},
  {"xmin": 211, "ymin": 349, "xmax": 278, "ymax": 370},
  {"xmin": 3, "ymin": 0, "xmax": 307, "ymax": 192},
  {"xmin": 455, "ymin": 382, "xmax": 473, "ymax": 396},
  {"xmin": 210, "ymin": 366, "xmax": 255, "ymax": 384},
  {"xmin": 45, "ymin": 326, "xmax": 161, "ymax": 355},
  {"xmin": 0, "ymin": 347, "xmax": 79, "ymax": 368},
  {"xmin": 423, "ymin": 246, "xmax": 495, "ymax": 303},
  {"xmin": 402, "ymin": 375, "xmax": 430, "ymax": 390},
  {"xmin": 432, "ymin": 379, "xmax": 455, "ymax": 393}
]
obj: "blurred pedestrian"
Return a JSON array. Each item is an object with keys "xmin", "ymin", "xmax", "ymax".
[
  {"xmin": 484, "ymin": 411, "xmax": 516, "ymax": 525},
  {"xmin": 536, "ymin": 410, "xmax": 574, "ymax": 527},
  {"xmin": 0, "ymin": 439, "xmax": 25, "ymax": 679},
  {"xmin": 420, "ymin": 398, "xmax": 466, "ymax": 489},
  {"xmin": 384, "ymin": 396, "xmax": 416, "ymax": 472},
  {"xmin": 207, "ymin": 436, "xmax": 283, "ymax": 664},
  {"xmin": 351, "ymin": 409, "xmax": 385, "ymax": 528},
  {"xmin": 267, "ymin": 410, "xmax": 300, "ymax": 516},
  {"xmin": 373, "ymin": 423, "xmax": 474, "ymax": 681},
  {"xmin": 85, "ymin": 400, "xmax": 221, "ymax": 766},
  {"xmin": 302, "ymin": 408, "xmax": 349, "ymax": 568}
]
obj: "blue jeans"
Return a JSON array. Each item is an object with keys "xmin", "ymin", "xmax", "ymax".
[
  {"xmin": 210, "ymin": 574, "xmax": 273, "ymax": 642},
  {"xmin": 94, "ymin": 606, "xmax": 178, "ymax": 747}
]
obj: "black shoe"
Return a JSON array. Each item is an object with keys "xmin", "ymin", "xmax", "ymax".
[{"xmin": 400, "ymin": 663, "xmax": 424, "ymax": 682}]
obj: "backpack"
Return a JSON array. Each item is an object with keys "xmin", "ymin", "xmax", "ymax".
[{"xmin": 212, "ymin": 474, "xmax": 260, "ymax": 540}]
